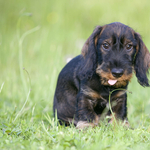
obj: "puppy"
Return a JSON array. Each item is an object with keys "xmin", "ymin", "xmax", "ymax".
[{"xmin": 53, "ymin": 22, "xmax": 150, "ymax": 129}]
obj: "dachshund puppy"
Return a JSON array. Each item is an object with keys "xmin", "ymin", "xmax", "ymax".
[{"xmin": 53, "ymin": 22, "xmax": 150, "ymax": 129}]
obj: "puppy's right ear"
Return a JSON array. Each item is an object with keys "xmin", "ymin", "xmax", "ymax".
[
  {"xmin": 78, "ymin": 26, "xmax": 103, "ymax": 80},
  {"xmin": 134, "ymin": 33, "xmax": 150, "ymax": 87}
]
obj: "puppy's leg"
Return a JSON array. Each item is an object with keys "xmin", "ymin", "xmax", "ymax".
[
  {"xmin": 75, "ymin": 94, "xmax": 99, "ymax": 129},
  {"xmin": 108, "ymin": 94, "xmax": 129, "ymax": 127}
]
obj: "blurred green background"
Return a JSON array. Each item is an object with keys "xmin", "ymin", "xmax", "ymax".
[{"xmin": 0, "ymin": 0, "xmax": 150, "ymax": 125}]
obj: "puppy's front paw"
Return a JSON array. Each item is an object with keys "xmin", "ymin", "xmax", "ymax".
[{"xmin": 76, "ymin": 121, "xmax": 97, "ymax": 129}]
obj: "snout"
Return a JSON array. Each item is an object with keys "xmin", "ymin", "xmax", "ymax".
[{"xmin": 111, "ymin": 68, "xmax": 124, "ymax": 78}]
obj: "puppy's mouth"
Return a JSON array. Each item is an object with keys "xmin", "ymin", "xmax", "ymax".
[
  {"xmin": 96, "ymin": 67, "xmax": 133, "ymax": 88},
  {"xmin": 108, "ymin": 79, "xmax": 117, "ymax": 85},
  {"xmin": 102, "ymin": 77, "xmax": 130, "ymax": 88}
]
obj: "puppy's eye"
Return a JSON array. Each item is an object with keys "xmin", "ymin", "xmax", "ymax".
[
  {"xmin": 102, "ymin": 42, "xmax": 110, "ymax": 50},
  {"xmin": 126, "ymin": 43, "xmax": 133, "ymax": 51}
]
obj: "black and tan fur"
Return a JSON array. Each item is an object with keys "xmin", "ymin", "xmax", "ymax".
[{"xmin": 53, "ymin": 22, "xmax": 150, "ymax": 129}]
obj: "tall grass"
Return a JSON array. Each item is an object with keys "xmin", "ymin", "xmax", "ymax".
[{"xmin": 0, "ymin": 0, "xmax": 150, "ymax": 149}]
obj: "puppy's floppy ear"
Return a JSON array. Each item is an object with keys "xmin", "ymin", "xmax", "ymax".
[
  {"xmin": 78, "ymin": 26, "xmax": 103, "ymax": 79},
  {"xmin": 134, "ymin": 33, "xmax": 150, "ymax": 87}
]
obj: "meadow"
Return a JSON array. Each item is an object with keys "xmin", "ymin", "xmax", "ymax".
[{"xmin": 0, "ymin": 0, "xmax": 150, "ymax": 149}]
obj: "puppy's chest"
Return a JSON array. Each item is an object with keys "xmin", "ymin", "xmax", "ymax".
[
  {"xmin": 88, "ymin": 90, "xmax": 110, "ymax": 107},
  {"xmin": 83, "ymin": 75, "xmax": 126, "ymax": 107},
  {"xmin": 83, "ymin": 86, "xmax": 124, "ymax": 108}
]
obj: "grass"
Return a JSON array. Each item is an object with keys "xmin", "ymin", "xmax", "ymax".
[{"xmin": 0, "ymin": 0, "xmax": 150, "ymax": 149}]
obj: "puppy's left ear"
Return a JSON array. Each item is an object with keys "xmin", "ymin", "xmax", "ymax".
[
  {"xmin": 78, "ymin": 26, "xmax": 103, "ymax": 79},
  {"xmin": 134, "ymin": 33, "xmax": 150, "ymax": 87}
]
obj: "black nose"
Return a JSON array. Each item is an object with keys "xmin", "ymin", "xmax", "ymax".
[{"xmin": 111, "ymin": 68, "xmax": 124, "ymax": 78}]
